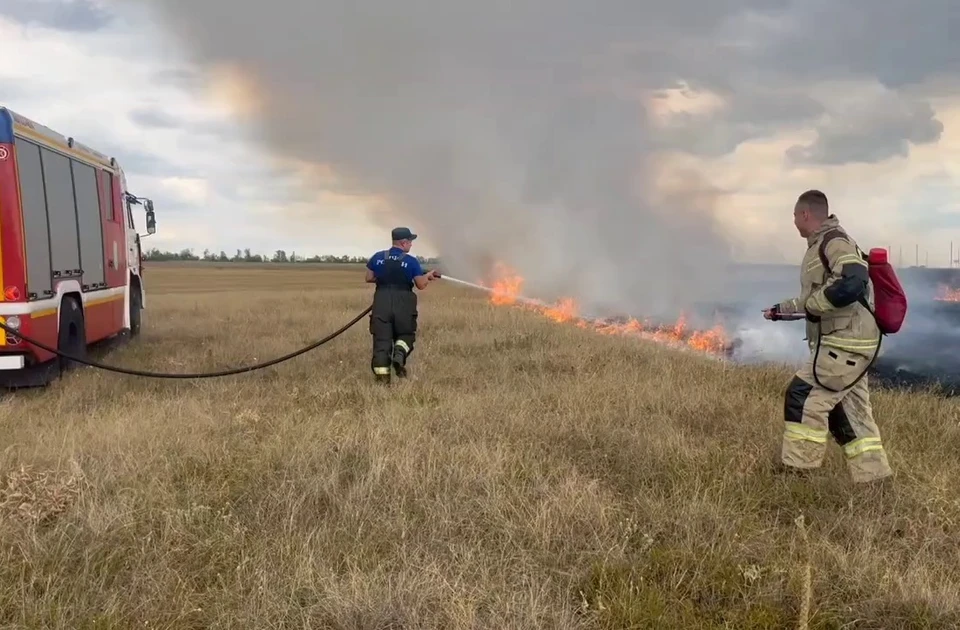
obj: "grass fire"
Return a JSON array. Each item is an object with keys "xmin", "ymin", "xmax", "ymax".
[
  {"xmin": 935, "ymin": 283, "xmax": 960, "ymax": 302},
  {"xmin": 481, "ymin": 262, "xmax": 733, "ymax": 357}
]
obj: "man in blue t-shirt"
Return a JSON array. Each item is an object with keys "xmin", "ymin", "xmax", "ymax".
[{"xmin": 365, "ymin": 227, "xmax": 439, "ymax": 382}]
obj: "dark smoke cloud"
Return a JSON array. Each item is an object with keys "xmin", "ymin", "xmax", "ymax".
[{"xmin": 126, "ymin": 0, "xmax": 956, "ymax": 320}]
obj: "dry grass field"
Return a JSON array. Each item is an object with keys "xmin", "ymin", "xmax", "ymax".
[{"xmin": 1, "ymin": 263, "xmax": 959, "ymax": 629}]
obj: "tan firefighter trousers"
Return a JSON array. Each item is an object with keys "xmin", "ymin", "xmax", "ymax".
[{"xmin": 781, "ymin": 345, "xmax": 893, "ymax": 483}]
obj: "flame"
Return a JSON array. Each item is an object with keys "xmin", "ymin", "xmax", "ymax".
[
  {"xmin": 543, "ymin": 298, "xmax": 578, "ymax": 323},
  {"xmin": 478, "ymin": 263, "xmax": 731, "ymax": 356},
  {"xmin": 935, "ymin": 284, "xmax": 960, "ymax": 302},
  {"xmin": 487, "ymin": 262, "xmax": 524, "ymax": 305}
]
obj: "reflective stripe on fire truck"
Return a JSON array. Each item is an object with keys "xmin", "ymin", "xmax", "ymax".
[{"xmin": 0, "ymin": 285, "xmax": 126, "ymax": 318}]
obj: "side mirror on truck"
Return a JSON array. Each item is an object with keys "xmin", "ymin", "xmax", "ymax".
[{"xmin": 145, "ymin": 200, "xmax": 156, "ymax": 235}]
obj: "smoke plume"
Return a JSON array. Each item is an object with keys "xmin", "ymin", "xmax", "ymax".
[{"xmin": 130, "ymin": 0, "xmax": 740, "ymax": 320}]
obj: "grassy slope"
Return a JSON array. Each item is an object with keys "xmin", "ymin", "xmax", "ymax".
[{"xmin": 1, "ymin": 264, "xmax": 958, "ymax": 629}]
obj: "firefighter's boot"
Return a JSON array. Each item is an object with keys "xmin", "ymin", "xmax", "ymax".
[
  {"xmin": 391, "ymin": 342, "xmax": 408, "ymax": 378},
  {"xmin": 372, "ymin": 363, "xmax": 391, "ymax": 384}
]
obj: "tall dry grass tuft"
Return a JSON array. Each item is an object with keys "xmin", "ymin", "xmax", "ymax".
[
  {"xmin": 0, "ymin": 262, "xmax": 958, "ymax": 628},
  {"xmin": 0, "ymin": 461, "xmax": 84, "ymax": 524},
  {"xmin": 794, "ymin": 513, "xmax": 812, "ymax": 630}
]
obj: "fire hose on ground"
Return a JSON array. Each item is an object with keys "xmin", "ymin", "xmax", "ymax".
[
  {"xmin": 0, "ymin": 305, "xmax": 373, "ymax": 379},
  {"xmin": 0, "ymin": 275, "xmax": 498, "ymax": 380}
]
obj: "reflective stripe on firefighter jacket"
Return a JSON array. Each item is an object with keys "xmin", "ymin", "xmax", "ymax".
[{"xmin": 778, "ymin": 215, "xmax": 880, "ymax": 358}]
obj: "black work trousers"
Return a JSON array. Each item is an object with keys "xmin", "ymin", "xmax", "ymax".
[{"xmin": 370, "ymin": 287, "xmax": 418, "ymax": 374}]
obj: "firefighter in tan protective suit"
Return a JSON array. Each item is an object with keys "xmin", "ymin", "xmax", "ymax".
[{"xmin": 763, "ymin": 190, "xmax": 893, "ymax": 484}]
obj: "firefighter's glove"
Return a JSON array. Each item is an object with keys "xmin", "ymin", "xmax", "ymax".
[
  {"xmin": 776, "ymin": 297, "xmax": 803, "ymax": 317},
  {"xmin": 767, "ymin": 304, "xmax": 783, "ymax": 321}
]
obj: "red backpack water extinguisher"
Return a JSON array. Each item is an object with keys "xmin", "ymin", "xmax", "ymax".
[
  {"xmin": 863, "ymin": 247, "xmax": 908, "ymax": 334},
  {"xmin": 813, "ymin": 232, "xmax": 909, "ymax": 392},
  {"xmin": 817, "ymin": 233, "xmax": 908, "ymax": 334}
]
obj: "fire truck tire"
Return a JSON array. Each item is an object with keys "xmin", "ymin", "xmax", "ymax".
[
  {"xmin": 129, "ymin": 284, "xmax": 142, "ymax": 338},
  {"xmin": 57, "ymin": 296, "xmax": 86, "ymax": 373}
]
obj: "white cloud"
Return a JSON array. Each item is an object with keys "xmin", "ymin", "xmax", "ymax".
[{"xmin": 158, "ymin": 177, "xmax": 209, "ymax": 205}]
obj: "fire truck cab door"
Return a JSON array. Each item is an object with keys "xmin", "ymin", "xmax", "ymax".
[
  {"xmin": 98, "ymin": 170, "xmax": 126, "ymax": 288},
  {"xmin": 126, "ymin": 199, "xmax": 138, "ymax": 276}
]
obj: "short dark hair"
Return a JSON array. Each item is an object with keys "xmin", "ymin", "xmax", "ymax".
[{"xmin": 797, "ymin": 189, "xmax": 828, "ymax": 217}]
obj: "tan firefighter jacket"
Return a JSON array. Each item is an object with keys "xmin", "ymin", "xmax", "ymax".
[{"xmin": 778, "ymin": 215, "xmax": 880, "ymax": 358}]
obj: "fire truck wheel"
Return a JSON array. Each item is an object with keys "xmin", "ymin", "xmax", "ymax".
[
  {"xmin": 129, "ymin": 285, "xmax": 142, "ymax": 338},
  {"xmin": 57, "ymin": 297, "xmax": 86, "ymax": 372}
]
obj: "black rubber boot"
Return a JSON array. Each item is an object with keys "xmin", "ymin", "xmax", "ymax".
[{"xmin": 391, "ymin": 345, "xmax": 407, "ymax": 378}]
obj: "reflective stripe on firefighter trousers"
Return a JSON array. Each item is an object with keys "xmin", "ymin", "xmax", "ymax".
[
  {"xmin": 843, "ymin": 436, "xmax": 884, "ymax": 459},
  {"xmin": 783, "ymin": 424, "xmax": 885, "ymax": 458},
  {"xmin": 783, "ymin": 422, "xmax": 829, "ymax": 445}
]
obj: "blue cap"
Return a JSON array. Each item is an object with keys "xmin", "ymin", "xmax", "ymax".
[{"xmin": 391, "ymin": 227, "xmax": 417, "ymax": 241}]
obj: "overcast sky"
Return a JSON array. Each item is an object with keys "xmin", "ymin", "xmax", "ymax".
[{"xmin": 1, "ymin": 0, "xmax": 959, "ymax": 267}]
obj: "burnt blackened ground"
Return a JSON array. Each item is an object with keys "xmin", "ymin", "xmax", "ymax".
[
  {"xmin": 870, "ymin": 304, "xmax": 960, "ymax": 396},
  {"xmin": 871, "ymin": 361, "xmax": 960, "ymax": 395}
]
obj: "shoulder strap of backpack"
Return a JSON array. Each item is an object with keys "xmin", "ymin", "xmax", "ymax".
[
  {"xmin": 818, "ymin": 229, "xmax": 869, "ymax": 269},
  {"xmin": 818, "ymin": 229, "xmax": 877, "ymax": 323},
  {"xmin": 817, "ymin": 229, "xmax": 847, "ymax": 273}
]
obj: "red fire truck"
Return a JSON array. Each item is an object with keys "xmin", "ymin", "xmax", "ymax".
[{"xmin": 0, "ymin": 106, "xmax": 157, "ymax": 385}]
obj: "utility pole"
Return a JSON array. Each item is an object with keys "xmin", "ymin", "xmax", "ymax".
[{"xmin": 952, "ymin": 241, "xmax": 954, "ymax": 268}]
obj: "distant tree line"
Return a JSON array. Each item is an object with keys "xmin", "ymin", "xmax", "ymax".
[{"xmin": 143, "ymin": 247, "xmax": 440, "ymax": 265}]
